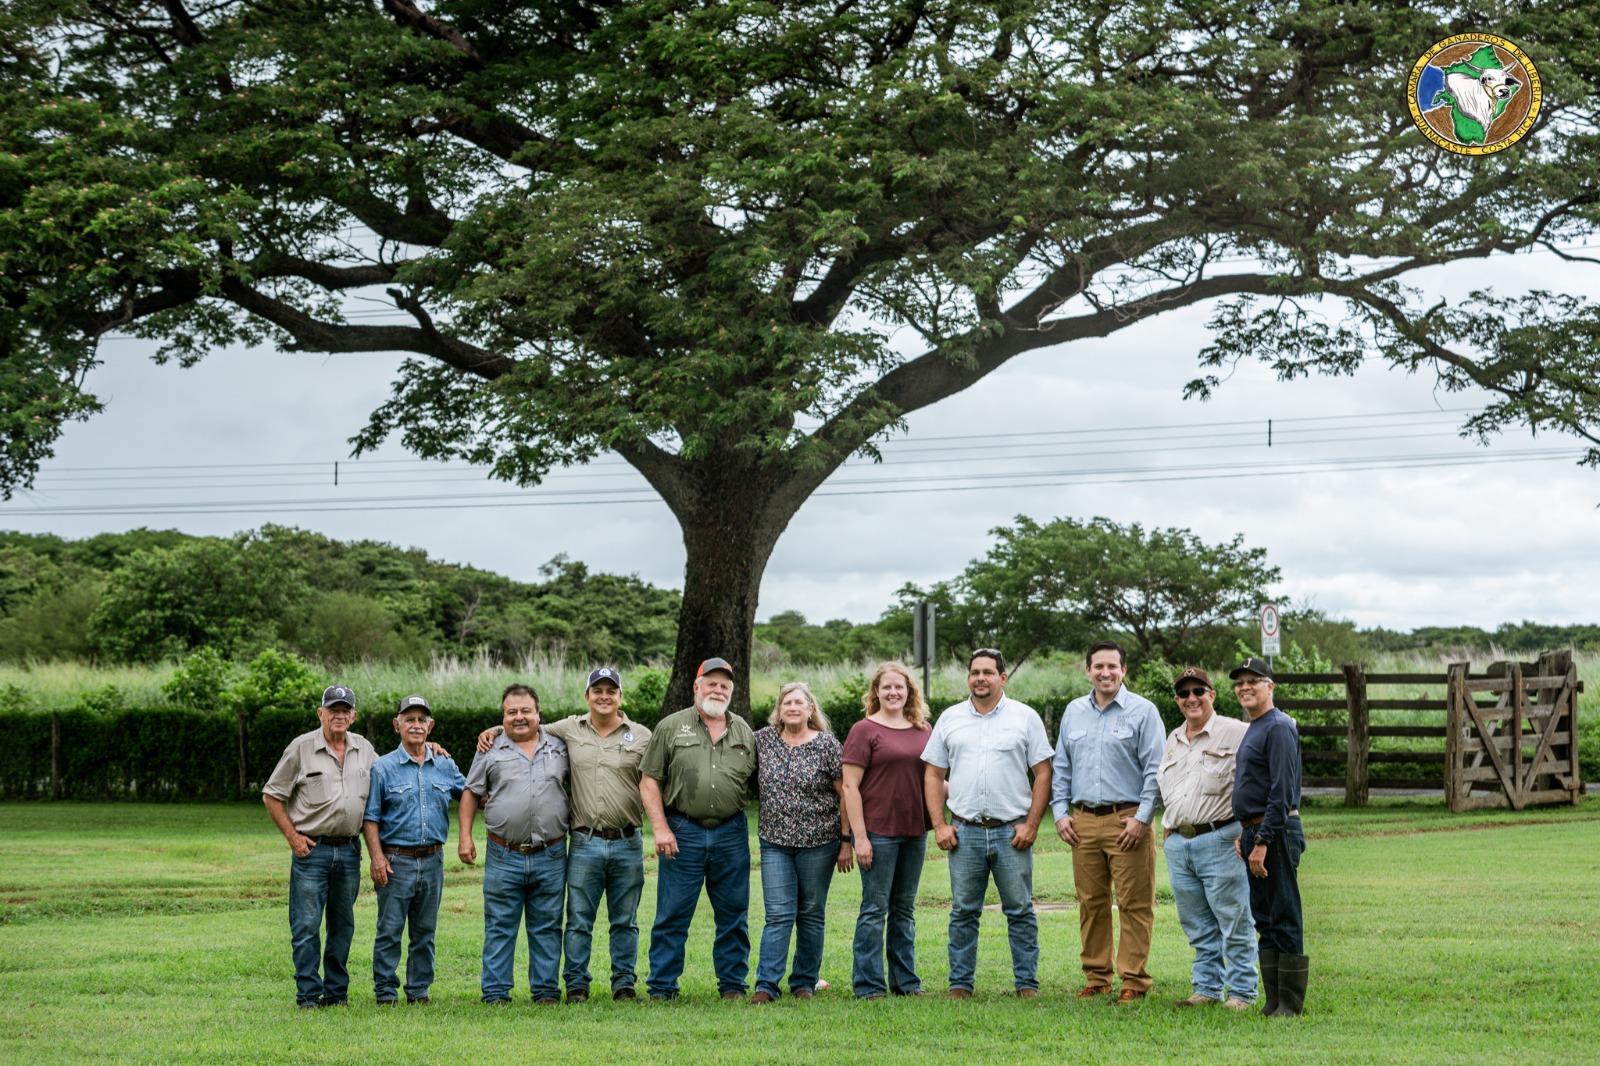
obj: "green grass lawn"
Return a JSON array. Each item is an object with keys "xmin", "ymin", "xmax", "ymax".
[{"xmin": 2, "ymin": 798, "xmax": 1598, "ymax": 1064}]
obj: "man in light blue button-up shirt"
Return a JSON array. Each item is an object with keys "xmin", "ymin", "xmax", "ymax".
[
  {"xmin": 923, "ymin": 649, "xmax": 1052, "ymax": 996},
  {"xmin": 361, "ymin": 695, "xmax": 466, "ymax": 1005},
  {"xmin": 1051, "ymin": 641, "xmax": 1164, "ymax": 1003}
]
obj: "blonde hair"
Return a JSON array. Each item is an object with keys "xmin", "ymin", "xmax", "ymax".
[
  {"xmin": 769, "ymin": 681, "xmax": 830, "ymax": 733},
  {"xmin": 861, "ymin": 661, "xmax": 930, "ymax": 730}
]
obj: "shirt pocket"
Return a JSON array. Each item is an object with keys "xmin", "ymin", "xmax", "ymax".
[
  {"xmin": 301, "ymin": 770, "xmax": 330, "ymax": 806},
  {"xmin": 1200, "ymin": 751, "xmax": 1235, "ymax": 796},
  {"xmin": 1110, "ymin": 718, "xmax": 1136, "ymax": 741}
]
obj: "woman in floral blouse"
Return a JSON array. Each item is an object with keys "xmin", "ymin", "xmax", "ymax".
[{"xmin": 750, "ymin": 682, "xmax": 852, "ymax": 1003}]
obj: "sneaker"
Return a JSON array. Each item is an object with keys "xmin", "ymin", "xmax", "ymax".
[
  {"xmin": 566, "ymin": 989, "xmax": 589, "ymax": 1005},
  {"xmin": 1222, "ymin": 997, "xmax": 1253, "ymax": 1011},
  {"xmin": 1076, "ymin": 985, "xmax": 1112, "ymax": 999},
  {"xmin": 613, "ymin": 988, "xmax": 637, "ymax": 1002},
  {"xmin": 749, "ymin": 991, "xmax": 775, "ymax": 1004},
  {"xmin": 1116, "ymin": 989, "xmax": 1147, "ymax": 1005},
  {"xmin": 1174, "ymin": 994, "xmax": 1219, "ymax": 1008}
]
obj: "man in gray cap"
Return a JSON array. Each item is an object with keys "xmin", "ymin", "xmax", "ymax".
[
  {"xmin": 262, "ymin": 685, "xmax": 377, "ymax": 1009},
  {"xmin": 362, "ymin": 696, "xmax": 465, "ymax": 1005},
  {"xmin": 1229, "ymin": 656, "xmax": 1307, "ymax": 1017},
  {"xmin": 639, "ymin": 656, "xmax": 759, "ymax": 1001},
  {"xmin": 1157, "ymin": 667, "xmax": 1255, "ymax": 1011}
]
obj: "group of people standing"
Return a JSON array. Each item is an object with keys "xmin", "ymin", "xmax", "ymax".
[{"xmin": 262, "ymin": 645, "xmax": 1306, "ymax": 1016}]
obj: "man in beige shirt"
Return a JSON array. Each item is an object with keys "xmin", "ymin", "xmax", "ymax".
[
  {"xmin": 1156, "ymin": 667, "xmax": 1256, "ymax": 1010},
  {"xmin": 262, "ymin": 685, "xmax": 377, "ymax": 1010}
]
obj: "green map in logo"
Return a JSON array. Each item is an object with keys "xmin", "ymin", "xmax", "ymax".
[{"xmin": 1429, "ymin": 45, "xmax": 1520, "ymax": 145}]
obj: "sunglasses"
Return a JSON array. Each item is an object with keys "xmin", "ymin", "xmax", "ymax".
[{"xmin": 1175, "ymin": 686, "xmax": 1210, "ymax": 699}]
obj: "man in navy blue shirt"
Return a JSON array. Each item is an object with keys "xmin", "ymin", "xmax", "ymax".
[
  {"xmin": 362, "ymin": 695, "xmax": 466, "ymax": 1005},
  {"xmin": 1228, "ymin": 658, "xmax": 1307, "ymax": 1017}
]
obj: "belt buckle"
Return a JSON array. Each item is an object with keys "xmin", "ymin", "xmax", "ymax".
[{"xmin": 1178, "ymin": 825, "xmax": 1197, "ymax": 839}]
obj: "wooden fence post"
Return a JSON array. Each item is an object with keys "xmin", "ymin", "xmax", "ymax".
[
  {"xmin": 1444, "ymin": 662, "xmax": 1467, "ymax": 812},
  {"xmin": 237, "ymin": 708, "xmax": 249, "ymax": 799},
  {"xmin": 1342, "ymin": 663, "xmax": 1369, "ymax": 807},
  {"xmin": 50, "ymin": 710, "xmax": 61, "ymax": 801}
]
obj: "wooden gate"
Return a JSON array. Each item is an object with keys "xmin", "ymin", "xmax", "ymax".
[{"xmin": 1445, "ymin": 650, "xmax": 1584, "ymax": 812}]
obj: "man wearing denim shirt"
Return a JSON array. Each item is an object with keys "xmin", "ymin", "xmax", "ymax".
[
  {"xmin": 459, "ymin": 683, "xmax": 570, "ymax": 1005},
  {"xmin": 361, "ymin": 695, "xmax": 466, "ymax": 1006},
  {"xmin": 1052, "ymin": 640, "xmax": 1165, "ymax": 1004},
  {"xmin": 922, "ymin": 648, "xmax": 1053, "ymax": 998},
  {"xmin": 1229, "ymin": 657, "xmax": 1307, "ymax": 1017}
]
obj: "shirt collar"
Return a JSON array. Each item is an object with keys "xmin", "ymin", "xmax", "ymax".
[{"xmin": 1092, "ymin": 686, "xmax": 1130, "ymax": 713}]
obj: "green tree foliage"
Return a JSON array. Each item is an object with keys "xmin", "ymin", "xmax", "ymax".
[
  {"xmin": 0, "ymin": 525, "xmax": 681, "ymax": 665},
  {"xmin": 5, "ymin": 1, "xmax": 1599, "ymax": 712},
  {"xmin": 901, "ymin": 515, "xmax": 1279, "ymax": 668},
  {"xmin": 87, "ymin": 533, "xmax": 300, "ymax": 662},
  {"xmin": 753, "ymin": 610, "xmax": 902, "ymax": 666}
]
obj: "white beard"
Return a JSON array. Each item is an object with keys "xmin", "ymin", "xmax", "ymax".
[{"xmin": 699, "ymin": 696, "xmax": 729, "ymax": 718}]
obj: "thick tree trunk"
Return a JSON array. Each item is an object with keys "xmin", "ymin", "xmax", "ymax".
[{"xmin": 654, "ymin": 476, "xmax": 800, "ymax": 722}]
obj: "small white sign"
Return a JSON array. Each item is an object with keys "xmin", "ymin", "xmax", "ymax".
[{"xmin": 1260, "ymin": 604, "xmax": 1281, "ymax": 656}]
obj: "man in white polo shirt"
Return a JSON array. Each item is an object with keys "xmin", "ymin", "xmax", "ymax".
[{"xmin": 922, "ymin": 648, "xmax": 1053, "ymax": 998}]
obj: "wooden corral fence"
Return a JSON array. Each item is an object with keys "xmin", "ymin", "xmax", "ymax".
[{"xmin": 1273, "ymin": 650, "xmax": 1584, "ymax": 810}]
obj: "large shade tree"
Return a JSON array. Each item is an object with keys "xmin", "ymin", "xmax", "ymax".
[{"xmin": 4, "ymin": 0, "xmax": 1599, "ymax": 714}]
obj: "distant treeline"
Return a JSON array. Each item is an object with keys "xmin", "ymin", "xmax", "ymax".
[
  {"xmin": 1, "ymin": 526, "xmax": 1596, "ymax": 670},
  {"xmin": 0, "ymin": 527, "xmax": 678, "ymax": 665}
]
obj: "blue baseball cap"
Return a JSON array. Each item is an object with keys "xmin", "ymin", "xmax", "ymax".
[{"xmin": 586, "ymin": 667, "xmax": 622, "ymax": 691}]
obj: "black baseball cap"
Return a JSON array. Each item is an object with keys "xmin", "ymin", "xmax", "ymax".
[
  {"xmin": 1228, "ymin": 657, "xmax": 1275, "ymax": 681},
  {"xmin": 321, "ymin": 685, "xmax": 356, "ymax": 708},
  {"xmin": 395, "ymin": 694, "xmax": 432, "ymax": 716},
  {"xmin": 587, "ymin": 667, "xmax": 622, "ymax": 690},
  {"xmin": 696, "ymin": 657, "xmax": 734, "ymax": 679}
]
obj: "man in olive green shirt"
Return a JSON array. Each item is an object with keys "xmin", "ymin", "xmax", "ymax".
[
  {"xmin": 639, "ymin": 657, "xmax": 758, "ymax": 1001},
  {"xmin": 549, "ymin": 668, "xmax": 652, "ymax": 1002}
]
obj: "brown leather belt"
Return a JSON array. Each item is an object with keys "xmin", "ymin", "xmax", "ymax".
[
  {"xmin": 488, "ymin": 830, "xmax": 564, "ymax": 854},
  {"xmin": 572, "ymin": 825, "xmax": 638, "ymax": 840},
  {"xmin": 1075, "ymin": 802, "xmax": 1137, "ymax": 817},
  {"xmin": 954, "ymin": 815, "xmax": 1014, "ymax": 829},
  {"xmin": 383, "ymin": 844, "xmax": 441, "ymax": 858},
  {"xmin": 666, "ymin": 808, "xmax": 726, "ymax": 829},
  {"xmin": 1173, "ymin": 817, "xmax": 1236, "ymax": 839}
]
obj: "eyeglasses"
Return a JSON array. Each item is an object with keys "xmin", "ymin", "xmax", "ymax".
[
  {"xmin": 1233, "ymin": 678, "xmax": 1270, "ymax": 689},
  {"xmin": 1175, "ymin": 687, "xmax": 1210, "ymax": 699}
]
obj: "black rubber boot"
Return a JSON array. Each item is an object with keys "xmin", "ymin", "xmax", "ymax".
[
  {"xmin": 1257, "ymin": 949, "xmax": 1280, "ymax": 1016},
  {"xmin": 1271, "ymin": 953, "xmax": 1308, "ymax": 1017}
]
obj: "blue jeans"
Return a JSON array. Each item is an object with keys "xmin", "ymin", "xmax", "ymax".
[
  {"xmin": 481, "ymin": 837, "xmax": 567, "ymax": 1002},
  {"xmin": 1166, "ymin": 823, "xmax": 1257, "ymax": 1001},
  {"xmin": 288, "ymin": 840, "xmax": 362, "ymax": 1007},
  {"xmin": 946, "ymin": 820, "xmax": 1038, "ymax": 992},
  {"xmin": 372, "ymin": 850, "xmax": 445, "ymax": 1002},
  {"xmin": 754, "ymin": 840, "xmax": 837, "ymax": 999},
  {"xmin": 646, "ymin": 810, "xmax": 750, "ymax": 998},
  {"xmin": 852, "ymin": 832, "xmax": 927, "ymax": 998},
  {"xmin": 1241, "ymin": 816, "xmax": 1306, "ymax": 954},
  {"xmin": 564, "ymin": 830, "xmax": 646, "ymax": 994}
]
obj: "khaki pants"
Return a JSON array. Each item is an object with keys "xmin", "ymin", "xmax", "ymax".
[{"xmin": 1071, "ymin": 807, "xmax": 1156, "ymax": 991}]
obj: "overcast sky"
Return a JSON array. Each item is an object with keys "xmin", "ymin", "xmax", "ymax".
[{"xmin": 4, "ymin": 249, "xmax": 1598, "ymax": 633}]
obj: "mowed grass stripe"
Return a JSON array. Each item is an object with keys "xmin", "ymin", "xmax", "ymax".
[{"xmin": 1, "ymin": 800, "xmax": 1597, "ymax": 1064}]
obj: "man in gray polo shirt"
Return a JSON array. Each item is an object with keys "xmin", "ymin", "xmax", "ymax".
[
  {"xmin": 922, "ymin": 648, "xmax": 1053, "ymax": 998},
  {"xmin": 262, "ymin": 685, "xmax": 377, "ymax": 1009},
  {"xmin": 459, "ymin": 683, "xmax": 570, "ymax": 1005}
]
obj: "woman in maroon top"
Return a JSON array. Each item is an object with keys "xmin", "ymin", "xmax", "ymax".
[{"xmin": 841, "ymin": 661, "xmax": 933, "ymax": 999}]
